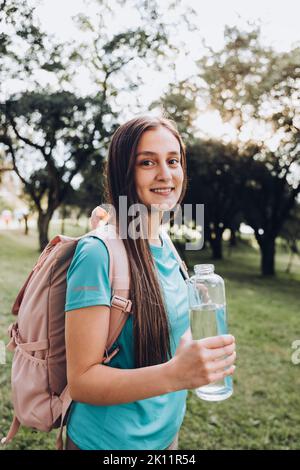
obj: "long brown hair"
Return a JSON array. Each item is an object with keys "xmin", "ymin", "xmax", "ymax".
[{"xmin": 104, "ymin": 115, "xmax": 187, "ymax": 368}]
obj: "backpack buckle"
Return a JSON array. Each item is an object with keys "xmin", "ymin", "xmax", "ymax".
[
  {"xmin": 7, "ymin": 323, "xmax": 19, "ymax": 352},
  {"xmin": 111, "ymin": 295, "xmax": 132, "ymax": 313},
  {"xmin": 8, "ymin": 322, "xmax": 18, "ymax": 339},
  {"xmin": 103, "ymin": 346, "xmax": 120, "ymax": 364}
]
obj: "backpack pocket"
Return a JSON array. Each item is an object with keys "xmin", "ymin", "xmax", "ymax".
[{"xmin": 11, "ymin": 347, "xmax": 55, "ymax": 432}]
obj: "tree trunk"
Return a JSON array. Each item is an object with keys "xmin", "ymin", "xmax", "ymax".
[
  {"xmin": 259, "ymin": 237, "xmax": 276, "ymax": 276},
  {"xmin": 37, "ymin": 212, "xmax": 52, "ymax": 251},
  {"xmin": 210, "ymin": 232, "xmax": 223, "ymax": 259},
  {"xmin": 229, "ymin": 229, "xmax": 237, "ymax": 247},
  {"xmin": 60, "ymin": 205, "xmax": 67, "ymax": 234},
  {"xmin": 23, "ymin": 214, "xmax": 29, "ymax": 235},
  {"xmin": 286, "ymin": 251, "xmax": 294, "ymax": 274},
  {"xmin": 285, "ymin": 240, "xmax": 298, "ymax": 273},
  {"xmin": 61, "ymin": 217, "xmax": 65, "ymax": 235}
]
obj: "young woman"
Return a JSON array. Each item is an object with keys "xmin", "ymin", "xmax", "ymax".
[{"xmin": 64, "ymin": 115, "xmax": 236, "ymax": 450}]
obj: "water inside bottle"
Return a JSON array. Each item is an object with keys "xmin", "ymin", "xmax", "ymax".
[{"xmin": 190, "ymin": 303, "xmax": 233, "ymax": 401}]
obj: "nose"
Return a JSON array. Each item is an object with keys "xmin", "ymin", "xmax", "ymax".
[{"xmin": 156, "ymin": 161, "xmax": 172, "ymax": 181}]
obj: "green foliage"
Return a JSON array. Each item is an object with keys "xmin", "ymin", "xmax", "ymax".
[
  {"xmin": 198, "ymin": 25, "xmax": 300, "ymax": 136},
  {"xmin": 184, "ymin": 138, "xmax": 249, "ymax": 259},
  {"xmin": 195, "ymin": 25, "xmax": 300, "ymax": 274},
  {"xmin": 150, "ymin": 80, "xmax": 199, "ymax": 142},
  {"xmin": 0, "ymin": 0, "xmax": 65, "ymax": 83},
  {"xmin": 0, "ymin": 195, "xmax": 13, "ymax": 212},
  {"xmin": 0, "ymin": 91, "xmax": 108, "ymax": 215}
]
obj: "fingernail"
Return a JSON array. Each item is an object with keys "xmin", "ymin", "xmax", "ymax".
[{"xmin": 223, "ymin": 334, "xmax": 234, "ymax": 341}]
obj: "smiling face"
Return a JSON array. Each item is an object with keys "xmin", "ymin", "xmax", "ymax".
[{"xmin": 134, "ymin": 126, "xmax": 184, "ymax": 212}]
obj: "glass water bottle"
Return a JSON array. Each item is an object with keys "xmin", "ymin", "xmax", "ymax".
[{"xmin": 186, "ymin": 264, "xmax": 233, "ymax": 401}]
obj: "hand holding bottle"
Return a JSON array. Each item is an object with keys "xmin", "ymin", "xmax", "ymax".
[{"xmin": 169, "ymin": 333, "xmax": 236, "ymax": 392}]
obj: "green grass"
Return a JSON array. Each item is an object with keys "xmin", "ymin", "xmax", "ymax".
[{"xmin": 0, "ymin": 223, "xmax": 300, "ymax": 450}]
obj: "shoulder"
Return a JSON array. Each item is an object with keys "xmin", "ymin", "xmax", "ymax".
[
  {"xmin": 68, "ymin": 236, "xmax": 110, "ymax": 277},
  {"xmin": 65, "ymin": 236, "xmax": 112, "ymax": 311},
  {"xmin": 76, "ymin": 235, "xmax": 109, "ymax": 258}
]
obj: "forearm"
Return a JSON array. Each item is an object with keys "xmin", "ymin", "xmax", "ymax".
[{"xmin": 70, "ymin": 360, "xmax": 177, "ymax": 405}]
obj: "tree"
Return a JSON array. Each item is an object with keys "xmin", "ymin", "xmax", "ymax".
[
  {"xmin": 0, "ymin": 0, "xmax": 47, "ymax": 181},
  {"xmin": 184, "ymin": 139, "xmax": 248, "ymax": 259},
  {"xmin": 0, "ymin": 0, "xmax": 68, "ymax": 89},
  {"xmin": 0, "ymin": 91, "xmax": 109, "ymax": 249},
  {"xmin": 197, "ymin": 25, "xmax": 300, "ymax": 275},
  {"xmin": 0, "ymin": 0, "xmax": 181, "ymax": 250},
  {"xmin": 150, "ymin": 80, "xmax": 200, "ymax": 142}
]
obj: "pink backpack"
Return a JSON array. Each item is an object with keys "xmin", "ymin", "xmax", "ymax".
[{"xmin": 2, "ymin": 221, "xmax": 188, "ymax": 450}]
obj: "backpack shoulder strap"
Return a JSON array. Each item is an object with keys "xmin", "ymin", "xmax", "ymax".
[
  {"xmin": 160, "ymin": 227, "xmax": 190, "ymax": 280},
  {"xmin": 85, "ymin": 224, "xmax": 132, "ymax": 362}
]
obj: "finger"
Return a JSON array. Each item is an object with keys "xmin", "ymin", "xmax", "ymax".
[
  {"xmin": 92, "ymin": 206, "xmax": 108, "ymax": 219},
  {"xmin": 209, "ymin": 365, "xmax": 235, "ymax": 383},
  {"xmin": 199, "ymin": 284, "xmax": 210, "ymax": 303},
  {"xmin": 205, "ymin": 342, "xmax": 236, "ymax": 360},
  {"xmin": 90, "ymin": 206, "xmax": 109, "ymax": 229},
  {"xmin": 90, "ymin": 208, "xmax": 101, "ymax": 229},
  {"xmin": 200, "ymin": 334, "xmax": 235, "ymax": 350},
  {"xmin": 207, "ymin": 351, "xmax": 236, "ymax": 372},
  {"xmin": 181, "ymin": 327, "xmax": 193, "ymax": 342},
  {"xmin": 97, "ymin": 207, "xmax": 109, "ymax": 218}
]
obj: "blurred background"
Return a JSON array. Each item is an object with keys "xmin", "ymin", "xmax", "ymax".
[{"xmin": 0, "ymin": 0, "xmax": 299, "ymax": 450}]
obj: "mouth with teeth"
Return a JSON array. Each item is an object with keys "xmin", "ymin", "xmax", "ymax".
[{"xmin": 150, "ymin": 187, "xmax": 175, "ymax": 196}]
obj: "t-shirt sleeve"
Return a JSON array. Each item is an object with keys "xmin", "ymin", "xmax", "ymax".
[{"xmin": 65, "ymin": 236, "xmax": 111, "ymax": 312}]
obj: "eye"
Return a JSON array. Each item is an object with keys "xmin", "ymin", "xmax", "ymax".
[{"xmin": 138, "ymin": 158, "xmax": 180, "ymax": 167}]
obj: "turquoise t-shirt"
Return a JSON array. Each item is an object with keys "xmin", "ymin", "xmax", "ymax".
[{"xmin": 65, "ymin": 233, "xmax": 190, "ymax": 450}]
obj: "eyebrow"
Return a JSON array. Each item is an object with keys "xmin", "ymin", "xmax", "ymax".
[{"xmin": 136, "ymin": 150, "xmax": 181, "ymax": 158}]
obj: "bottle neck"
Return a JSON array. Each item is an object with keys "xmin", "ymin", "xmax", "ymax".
[{"xmin": 194, "ymin": 264, "xmax": 214, "ymax": 275}]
